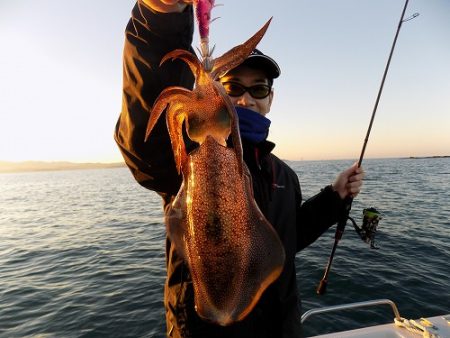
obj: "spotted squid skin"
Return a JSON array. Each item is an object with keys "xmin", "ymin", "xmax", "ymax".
[{"xmin": 167, "ymin": 136, "xmax": 285, "ymax": 326}]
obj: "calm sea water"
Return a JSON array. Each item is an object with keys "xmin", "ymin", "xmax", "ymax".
[{"xmin": 1, "ymin": 158, "xmax": 449, "ymax": 338}]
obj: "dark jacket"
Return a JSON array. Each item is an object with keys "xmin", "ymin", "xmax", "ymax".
[{"xmin": 115, "ymin": 2, "xmax": 345, "ymax": 337}]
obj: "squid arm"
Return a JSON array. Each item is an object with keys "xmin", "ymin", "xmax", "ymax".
[
  {"xmin": 213, "ymin": 81, "xmax": 244, "ymax": 175},
  {"xmin": 166, "ymin": 103, "xmax": 191, "ymax": 174},
  {"xmin": 144, "ymin": 87, "xmax": 193, "ymax": 141},
  {"xmin": 161, "ymin": 50, "xmax": 203, "ymax": 79},
  {"xmin": 211, "ymin": 18, "xmax": 272, "ymax": 80},
  {"xmin": 145, "ymin": 88, "xmax": 194, "ymax": 174}
]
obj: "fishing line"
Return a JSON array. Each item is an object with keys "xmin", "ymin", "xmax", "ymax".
[{"xmin": 316, "ymin": 0, "xmax": 419, "ymax": 295}]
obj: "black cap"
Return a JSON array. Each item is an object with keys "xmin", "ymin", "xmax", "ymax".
[{"xmin": 241, "ymin": 49, "xmax": 281, "ymax": 80}]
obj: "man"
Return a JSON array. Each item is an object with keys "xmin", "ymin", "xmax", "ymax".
[{"xmin": 114, "ymin": 1, "xmax": 364, "ymax": 337}]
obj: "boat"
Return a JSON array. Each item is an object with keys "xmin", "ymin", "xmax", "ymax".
[{"xmin": 302, "ymin": 299, "xmax": 450, "ymax": 337}]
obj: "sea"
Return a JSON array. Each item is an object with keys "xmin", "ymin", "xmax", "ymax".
[{"xmin": 1, "ymin": 158, "xmax": 449, "ymax": 338}]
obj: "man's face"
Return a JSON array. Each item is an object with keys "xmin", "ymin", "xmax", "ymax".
[{"xmin": 219, "ymin": 65, "xmax": 274, "ymax": 116}]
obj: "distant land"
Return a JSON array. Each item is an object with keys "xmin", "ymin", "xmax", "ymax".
[
  {"xmin": 0, "ymin": 161, "xmax": 126, "ymax": 174},
  {"xmin": 1, "ymin": 156, "xmax": 448, "ymax": 174},
  {"xmin": 405, "ymin": 155, "xmax": 449, "ymax": 160}
]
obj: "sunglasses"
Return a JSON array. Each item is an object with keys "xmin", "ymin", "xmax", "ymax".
[{"xmin": 220, "ymin": 81, "xmax": 272, "ymax": 99}]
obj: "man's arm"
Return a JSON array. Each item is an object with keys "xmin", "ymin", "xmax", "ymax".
[
  {"xmin": 114, "ymin": 0, "xmax": 195, "ymax": 196},
  {"xmin": 296, "ymin": 185, "xmax": 345, "ymax": 251},
  {"xmin": 296, "ymin": 164, "xmax": 364, "ymax": 251}
]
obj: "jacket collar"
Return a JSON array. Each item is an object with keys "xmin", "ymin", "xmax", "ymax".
[{"xmin": 242, "ymin": 139, "xmax": 275, "ymax": 170}]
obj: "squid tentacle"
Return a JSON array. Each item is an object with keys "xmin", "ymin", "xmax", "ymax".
[
  {"xmin": 166, "ymin": 104, "xmax": 190, "ymax": 174},
  {"xmin": 145, "ymin": 87, "xmax": 193, "ymax": 142},
  {"xmin": 161, "ymin": 49, "xmax": 202, "ymax": 79},
  {"xmin": 213, "ymin": 81, "xmax": 244, "ymax": 175},
  {"xmin": 211, "ymin": 18, "xmax": 272, "ymax": 79}
]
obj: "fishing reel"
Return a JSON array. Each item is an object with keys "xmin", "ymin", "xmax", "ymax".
[
  {"xmin": 349, "ymin": 207, "xmax": 381, "ymax": 249},
  {"xmin": 317, "ymin": 207, "xmax": 382, "ymax": 295}
]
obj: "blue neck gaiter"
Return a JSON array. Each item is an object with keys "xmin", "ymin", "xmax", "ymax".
[{"xmin": 235, "ymin": 107, "xmax": 271, "ymax": 144}]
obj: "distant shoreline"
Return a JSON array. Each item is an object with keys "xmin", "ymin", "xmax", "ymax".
[
  {"xmin": 403, "ymin": 155, "xmax": 449, "ymax": 160},
  {"xmin": 1, "ymin": 156, "xmax": 448, "ymax": 174},
  {"xmin": 0, "ymin": 161, "xmax": 126, "ymax": 174}
]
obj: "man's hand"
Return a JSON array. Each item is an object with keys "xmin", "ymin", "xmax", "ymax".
[
  {"xmin": 332, "ymin": 163, "xmax": 364, "ymax": 199},
  {"xmin": 141, "ymin": 0, "xmax": 193, "ymax": 13}
]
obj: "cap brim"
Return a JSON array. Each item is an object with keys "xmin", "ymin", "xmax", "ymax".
[{"xmin": 242, "ymin": 54, "xmax": 280, "ymax": 79}]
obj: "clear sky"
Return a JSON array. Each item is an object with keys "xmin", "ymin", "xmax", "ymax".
[{"xmin": 0, "ymin": 0, "xmax": 449, "ymax": 162}]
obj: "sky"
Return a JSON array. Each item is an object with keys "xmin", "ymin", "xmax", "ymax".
[{"xmin": 0, "ymin": 0, "xmax": 449, "ymax": 163}]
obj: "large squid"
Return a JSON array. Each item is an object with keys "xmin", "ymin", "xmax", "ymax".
[{"xmin": 145, "ymin": 1, "xmax": 285, "ymax": 326}]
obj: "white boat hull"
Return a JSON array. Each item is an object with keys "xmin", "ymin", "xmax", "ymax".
[
  {"xmin": 312, "ymin": 315, "xmax": 450, "ymax": 338},
  {"xmin": 302, "ymin": 300, "xmax": 449, "ymax": 338}
]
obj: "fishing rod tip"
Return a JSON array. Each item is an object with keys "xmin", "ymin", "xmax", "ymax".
[{"xmin": 402, "ymin": 12, "xmax": 420, "ymax": 22}]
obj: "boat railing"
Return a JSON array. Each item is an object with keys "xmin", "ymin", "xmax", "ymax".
[{"xmin": 301, "ymin": 299, "xmax": 401, "ymax": 324}]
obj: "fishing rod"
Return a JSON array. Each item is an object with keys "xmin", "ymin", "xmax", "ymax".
[{"xmin": 316, "ymin": 0, "xmax": 419, "ymax": 295}]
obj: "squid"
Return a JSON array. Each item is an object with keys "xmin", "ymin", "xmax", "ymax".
[{"xmin": 144, "ymin": 1, "xmax": 285, "ymax": 326}]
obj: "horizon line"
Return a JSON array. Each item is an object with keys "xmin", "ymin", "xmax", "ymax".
[{"xmin": 1, "ymin": 155, "xmax": 449, "ymax": 174}]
